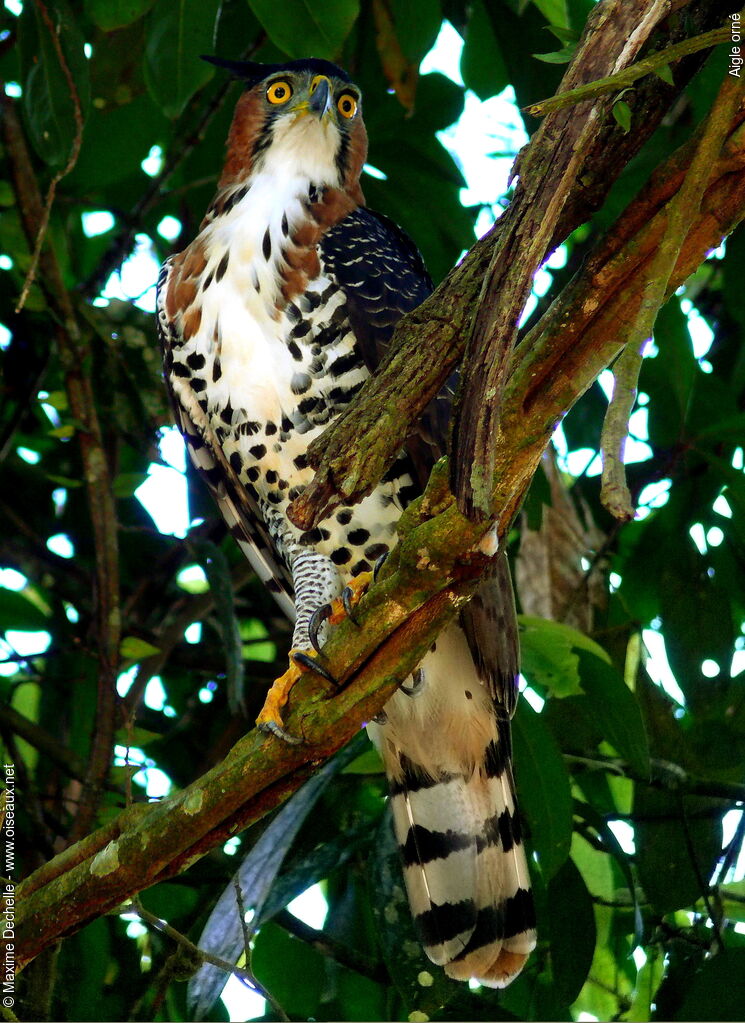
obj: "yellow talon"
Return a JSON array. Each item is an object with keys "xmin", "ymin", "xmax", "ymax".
[
  {"xmin": 328, "ymin": 570, "xmax": 373, "ymax": 625},
  {"xmin": 256, "ymin": 647, "xmax": 337, "ymax": 743}
]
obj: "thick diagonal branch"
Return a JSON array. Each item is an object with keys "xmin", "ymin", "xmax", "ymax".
[{"xmin": 289, "ymin": 0, "xmax": 740, "ymax": 532}]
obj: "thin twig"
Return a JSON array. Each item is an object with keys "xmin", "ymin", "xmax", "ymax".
[
  {"xmin": 524, "ymin": 24, "xmax": 731, "ymax": 117},
  {"xmin": 273, "ymin": 908, "xmax": 388, "ymax": 984},
  {"xmin": 134, "ymin": 898, "xmax": 287, "ymax": 1020},
  {"xmin": 233, "ymin": 880, "xmax": 290, "ymax": 1022},
  {"xmin": 16, "ymin": 0, "xmax": 84, "ymax": 313},
  {"xmin": 599, "ymin": 339, "xmax": 647, "ymax": 520},
  {"xmin": 600, "ymin": 51, "xmax": 745, "ymax": 518}
]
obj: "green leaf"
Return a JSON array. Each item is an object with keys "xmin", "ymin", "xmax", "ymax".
[
  {"xmin": 119, "ymin": 636, "xmax": 161, "ymax": 660},
  {"xmin": 512, "ymin": 699, "xmax": 572, "ymax": 878},
  {"xmin": 245, "ymin": 0, "xmax": 360, "ymax": 60},
  {"xmin": 143, "ymin": 0, "xmax": 220, "ymax": 119},
  {"xmin": 545, "ymin": 856, "xmax": 596, "ymax": 1005},
  {"xmin": 460, "ymin": 0, "xmax": 509, "ymax": 101},
  {"xmin": 0, "ymin": 589, "xmax": 50, "ymax": 631},
  {"xmin": 86, "ymin": 0, "xmax": 157, "ymax": 31},
  {"xmin": 612, "ymin": 99, "xmax": 632, "ymax": 132},
  {"xmin": 654, "ymin": 63, "xmax": 674, "ymax": 85},
  {"xmin": 43, "ymin": 390, "xmax": 69, "ymax": 411},
  {"xmin": 190, "ymin": 540, "xmax": 244, "ymax": 714},
  {"xmin": 675, "ymin": 949, "xmax": 745, "ymax": 1021},
  {"xmin": 20, "ymin": 0, "xmax": 90, "ymax": 167},
  {"xmin": 533, "ymin": 47, "xmax": 575, "ymax": 64},
  {"xmin": 189, "ymin": 736, "xmax": 367, "ymax": 1019},
  {"xmin": 113, "ymin": 472, "xmax": 148, "ymax": 497},
  {"xmin": 576, "ymin": 650, "xmax": 650, "ymax": 778},
  {"xmin": 519, "ymin": 615, "xmax": 610, "ymax": 697},
  {"xmin": 252, "ymin": 921, "xmax": 325, "ymax": 1017},
  {"xmin": 545, "ymin": 25, "xmax": 580, "ymax": 44}
]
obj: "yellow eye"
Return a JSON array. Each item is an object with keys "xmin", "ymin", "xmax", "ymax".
[
  {"xmin": 267, "ymin": 80, "xmax": 292, "ymax": 104},
  {"xmin": 337, "ymin": 93, "xmax": 358, "ymax": 119}
]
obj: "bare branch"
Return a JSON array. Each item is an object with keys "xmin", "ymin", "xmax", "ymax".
[{"xmin": 523, "ymin": 23, "xmax": 731, "ymax": 117}]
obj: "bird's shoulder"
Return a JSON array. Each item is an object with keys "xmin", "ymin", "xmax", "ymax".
[{"xmin": 319, "ymin": 206, "xmax": 432, "ymax": 372}]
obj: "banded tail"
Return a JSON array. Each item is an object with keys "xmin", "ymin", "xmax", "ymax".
[{"xmin": 368, "ymin": 623, "xmax": 536, "ymax": 987}]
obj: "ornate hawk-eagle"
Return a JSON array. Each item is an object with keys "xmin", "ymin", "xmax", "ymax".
[{"xmin": 157, "ymin": 56, "xmax": 535, "ymax": 987}]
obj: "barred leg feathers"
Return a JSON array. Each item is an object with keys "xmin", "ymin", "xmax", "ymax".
[{"xmin": 368, "ymin": 623, "xmax": 536, "ymax": 988}]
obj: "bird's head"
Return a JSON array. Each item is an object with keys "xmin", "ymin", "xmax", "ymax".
[{"xmin": 205, "ymin": 57, "xmax": 368, "ymax": 199}]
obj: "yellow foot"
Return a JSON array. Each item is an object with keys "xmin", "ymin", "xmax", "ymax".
[
  {"xmin": 256, "ymin": 648, "xmax": 337, "ymax": 744},
  {"xmin": 329, "ymin": 570, "xmax": 374, "ymax": 625}
]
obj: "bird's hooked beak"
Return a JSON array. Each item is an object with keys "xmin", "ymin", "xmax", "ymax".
[{"xmin": 308, "ymin": 76, "xmax": 332, "ymax": 119}]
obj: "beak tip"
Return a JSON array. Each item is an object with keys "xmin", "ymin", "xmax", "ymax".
[{"xmin": 309, "ymin": 78, "xmax": 331, "ymax": 117}]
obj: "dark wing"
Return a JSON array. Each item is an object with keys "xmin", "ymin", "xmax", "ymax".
[
  {"xmin": 319, "ymin": 207, "xmax": 432, "ymax": 368},
  {"xmin": 322, "ymin": 207, "xmax": 519, "ymax": 716},
  {"xmin": 320, "ymin": 207, "xmax": 449, "ymax": 486},
  {"xmin": 156, "ymin": 260, "xmax": 296, "ymax": 622}
]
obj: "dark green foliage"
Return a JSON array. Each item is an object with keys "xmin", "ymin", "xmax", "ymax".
[{"xmin": 1, "ymin": 1, "xmax": 744, "ymax": 1021}]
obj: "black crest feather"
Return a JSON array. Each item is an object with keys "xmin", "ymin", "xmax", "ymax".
[{"xmin": 200, "ymin": 55, "xmax": 351, "ymax": 87}]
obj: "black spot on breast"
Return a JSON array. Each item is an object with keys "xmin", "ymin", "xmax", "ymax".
[
  {"xmin": 298, "ymin": 396, "xmax": 318, "ymax": 416},
  {"xmin": 351, "ymin": 560, "xmax": 371, "ymax": 577},
  {"xmin": 265, "ymin": 421, "xmax": 277, "ymax": 435},
  {"xmin": 201, "ymin": 270, "xmax": 214, "ymax": 291},
  {"xmin": 249, "ymin": 444, "xmax": 267, "ymax": 459},
  {"xmin": 191, "ymin": 377, "xmax": 207, "ymax": 393},
  {"xmin": 281, "ymin": 416, "xmax": 293, "ymax": 432},
  {"xmin": 336, "ymin": 509, "xmax": 352, "ymax": 525},
  {"xmin": 220, "ymin": 401, "xmax": 234, "ymax": 425},
  {"xmin": 281, "ymin": 212, "xmax": 289, "ymax": 236},
  {"xmin": 290, "ymin": 320, "xmax": 312, "ymax": 339},
  {"xmin": 293, "ymin": 454, "xmax": 308, "ymax": 470},
  {"xmin": 278, "ymin": 478, "xmax": 288, "ymax": 490},
  {"xmin": 365, "ymin": 542, "xmax": 389, "ymax": 561},
  {"xmin": 348, "ymin": 528, "xmax": 370, "ymax": 546},
  {"xmin": 241, "ymin": 421, "xmax": 260, "ymax": 435},
  {"xmin": 247, "ymin": 466, "xmax": 260, "ymax": 482},
  {"xmin": 465, "ymin": 690, "xmax": 473, "ymax": 701},
  {"xmin": 229, "ymin": 452, "xmax": 242, "ymax": 474},
  {"xmin": 212, "ymin": 358, "xmax": 222, "ymax": 382},
  {"xmin": 331, "ymin": 547, "xmax": 351, "ymax": 565},
  {"xmin": 262, "ymin": 228, "xmax": 272, "ymax": 260},
  {"xmin": 266, "ymin": 469, "xmax": 278, "ymax": 484},
  {"xmin": 215, "ymin": 251, "xmax": 229, "ymax": 282},
  {"xmin": 171, "ymin": 362, "xmax": 190, "ymax": 378},
  {"xmin": 267, "ymin": 491, "xmax": 283, "ymax": 505},
  {"xmin": 287, "ymin": 340, "xmax": 303, "ymax": 362}
]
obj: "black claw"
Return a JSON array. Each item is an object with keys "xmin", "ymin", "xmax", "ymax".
[
  {"xmin": 308, "ymin": 604, "xmax": 332, "ymax": 655},
  {"xmin": 341, "ymin": 585, "xmax": 360, "ymax": 626},
  {"xmin": 292, "ymin": 649, "xmax": 338, "ymax": 687},
  {"xmin": 373, "ymin": 551, "xmax": 389, "ymax": 582},
  {"xmin": 258, "ymin": 719, "xmax": 303, "ymax": 745}
]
